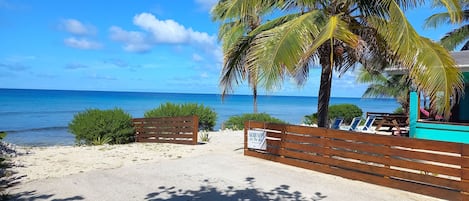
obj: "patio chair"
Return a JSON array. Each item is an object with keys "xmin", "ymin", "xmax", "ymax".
[
  {"xmin": 330, "ymin": 118, "xmax": 344, "ymax": 129},
  {"xmin": 359, "ymin": 115, "xmax": 376, "ymax": 133},
  {"xmin": 340, "ymin": 117, "xmax": 362, "ymax": 131}
]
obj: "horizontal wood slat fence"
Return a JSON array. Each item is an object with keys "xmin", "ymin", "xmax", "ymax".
[
  {"xmin": 133, "ymin": 116, "xmax": 198, "ymax": 145},
  {"xmin": 244, "ymin": 121, "xmax": 469, "ymax": 200}
]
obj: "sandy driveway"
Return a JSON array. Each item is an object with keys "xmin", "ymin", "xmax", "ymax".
[{"xmin": 8, "ymin": 131, "xmax": 441, "ymax": 201}]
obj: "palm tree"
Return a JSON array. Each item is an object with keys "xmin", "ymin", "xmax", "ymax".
[
  {"xmin": 212, "ymin": 0, "xmax": 278, "ymax": 113},
  {"xmin": 214, "ymin": 0, "xmax": 464, "ymax": 128},
  {"xmin": 425, "ymin": 0, "xmax": 469, "ymax": 50},
  {"xmin": 356, "ymin": 68, "xmax": 410, "ymax": 114}
]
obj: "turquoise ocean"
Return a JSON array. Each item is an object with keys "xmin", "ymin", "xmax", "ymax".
[{"xmin": 0, "ymin": 88, "xmax": 399, "ymax": 146}]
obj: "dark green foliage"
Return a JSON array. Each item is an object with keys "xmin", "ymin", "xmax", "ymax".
[
  {"xmin": 304, "ymin": 104, "xmax": 363, "ymax": 125},
  {"xmin": 68, "ymin": 108, "xmax": 135, "ymax": 145},
  {"xmin": 393, "ymin": 107, "xmax": 404, "ymax": 114},
  {"xmin": 144, "ymin": 102, "xmax": 217, "ymax": 131},
  {"xmin": 224, "ymin": 113, "xmax": 287, "ymax": 130}
]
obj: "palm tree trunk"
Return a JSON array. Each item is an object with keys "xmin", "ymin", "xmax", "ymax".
[
  {"xmin": 317, "ymin": 63, "xmax": 333, "ymax": 128},
  {"xmin": 253, "ymin": 86, "xmax": 258, "ymax": 113}
]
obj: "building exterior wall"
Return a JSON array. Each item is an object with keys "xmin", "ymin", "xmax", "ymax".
[{"xmin": 410, "ymin": 92, "xmax": 469, "ymax": 144}]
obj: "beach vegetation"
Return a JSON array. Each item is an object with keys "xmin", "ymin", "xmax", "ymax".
[
  {"xmin": 92, "ymin": 136, "xmax": 113, "ymax": 146},
  {"xmin": 224, "ymin": 113, "xmax": 286, "ymax": 130},
  {"xmin": 212, "ymin": 0, "xmax": 464, "ymax": 128},
  {"xmin": 356, "ymin": 68, "xmax": 410, "ymax": 115},
  {"xmin": 68, "ymin": 108, "xmax": 135, "ymax": 145},
  {"xmin": 199, "ymin": 130, "xmax": 211, "ymax": 143},
  {"xmin": 304, "ymin": 104, "xmax": 362, "ymax": 125},
  {"xmin": 394, "ymin": 107, "xmax": 404, "ymax": 114},
  {"xmin": 144, "ymin": 102, "xmax": 217, "ymax": 131},
  {"xmin": 425, "ymin": 1, "xmax": 469, "ymax": 50}
]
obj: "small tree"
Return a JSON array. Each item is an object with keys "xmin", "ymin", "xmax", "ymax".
[
  {"xmin": 304, "ymin": 104, "xmax": 363, "ymax": 125},
  {"xmin": 69, "ymin": 108, "xmax": 135, "ymax": 145},
  {"xmin": 224, "ymin": 113, "xmax": 286, "ymax": 130}
]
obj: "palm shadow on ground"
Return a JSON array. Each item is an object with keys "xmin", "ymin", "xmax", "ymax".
[
  {"xmin": 145, "ymin": 177, "xmax": 327, "ymax": 201},
  {"xmin": 8, "ymin": 190, "xmax": 84, "ymax": 201}
]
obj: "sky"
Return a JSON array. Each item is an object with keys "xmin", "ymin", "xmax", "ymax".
[{"xmin": 0, "ymin": 0, "xmax": 457, "ymax": 97}]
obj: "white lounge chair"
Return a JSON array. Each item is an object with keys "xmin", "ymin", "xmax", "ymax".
[
  {"xmin": 340, "ymin": 117, "xmax": 362, "ymax": 131},
  {"xmin": 359, "ymin": 115, "xmax": 376, "ymax": 133}
]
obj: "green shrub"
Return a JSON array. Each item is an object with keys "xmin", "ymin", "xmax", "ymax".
[
  {"xmin": 304, "ymin": 104, "xmax": 363, "ymax": 125},
  {"xmin": 224, "ymin": 113, "xmax": 287, "ymax": 130},
  {"xmin": 144, "ymin": 102, "xmax": 217, "ymax": 131},
  {"xmin": 68, "ymin": 108, "xmax": 135, "ymax": 145},
  {"xmin": 393, "ymin": 107, "xmax": 404, "ymax": 114}
]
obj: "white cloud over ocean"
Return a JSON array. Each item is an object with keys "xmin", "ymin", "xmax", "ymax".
[
  {"xmin": 64, "ymin": 37, "xmax": 102, "ymax": 50},
  {"xmin": 109, "ymin": 13, "xmax": 217, "ymax": 53},
  {"xmin": 60, "ymin": 19, "xmax": 96, "ymax": 36}
]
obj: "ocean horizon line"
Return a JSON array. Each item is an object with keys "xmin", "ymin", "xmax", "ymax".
[{"xmin": 0, "ymin": 87, "xmax": 396, "ymax": 100}]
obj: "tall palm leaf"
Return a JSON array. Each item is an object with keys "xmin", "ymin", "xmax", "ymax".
[
  {"xmin": 425, "ymin": 1, "xmax": 469, "ymax": 50},
  {"xmin": 357, "ymin": 68, "xmax": 411, "ymax": 114},
  {"xmin": 213, "ymin": 0, "xmax": 279, "ymax": 113}
]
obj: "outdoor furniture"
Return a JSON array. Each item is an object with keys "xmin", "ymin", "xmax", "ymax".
[
  {"xmin": 340, "ymin": 117, "xmax": 361, "ymax": 131},
  {"xmin": 392, "ymin": 119, "xmax": 409, "ymax": 137},
  {"xmin": 359, "ymin": 115, "xmax": 376, "ymax": 133},
  {"xmin": 375, "ymin": 114, "xmax": 408, "ymax": 131},
  {"xmin": 330, "ymin": 118, "xmax": 344, "ymax": 129}
]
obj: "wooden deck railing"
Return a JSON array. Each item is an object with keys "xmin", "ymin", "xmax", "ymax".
[
  {"xmin": 133, "ymin": 116, "xmax": 198, "ymax": 145},
  {"xmin": 244, "ymin": 121, "xmax": 469, "ymax": 200}
]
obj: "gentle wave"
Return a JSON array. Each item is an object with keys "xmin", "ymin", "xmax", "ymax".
[
  {"xmin": 0, "ymin": 110, "xmax": 82, "ymax": 116},
  {"xmin": 3, "ymin": 126, "xmax": 69, "ymax": 133}
]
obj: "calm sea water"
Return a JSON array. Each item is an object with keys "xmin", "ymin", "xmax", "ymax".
[{"xmin": 0, "ymin": 88, "xmax": 399, "ymax": 146}]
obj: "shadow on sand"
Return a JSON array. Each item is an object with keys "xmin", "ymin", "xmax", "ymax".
[{"xmin": 145, "ymin": 177, "xmax": 327, "ymax": 201}]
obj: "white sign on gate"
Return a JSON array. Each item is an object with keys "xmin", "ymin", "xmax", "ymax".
[{"xmin": 247, "ymin": 130, "xmax": 267, "ymax": 150}]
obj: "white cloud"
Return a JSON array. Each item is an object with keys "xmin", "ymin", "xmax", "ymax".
[
  {"xmin": 133, "ymin": 13, "xmax": 216, "ymax": 45},
  {"xmin": 65, "ymin": 63, "xmax": 88, "ymax": 70},
  {"xmin": 109, "ymin": 26, "xmax": 152, "ymax": 53},
  {"xmin": 192, "ymin": 53, "xmax": 204, "ymax": 62},
  {"xmin": 200, "ymin": 72, "xmax": 209, "ymax": 78},
  {"xmin": 64, "ymin": 37, "xmax": 102, "ymax": 50},
  {"xmin": 194, "ymin": 0, "xmax": 218, "ymax": 11},
  {"xmin": 60, "ymin": 19, "xmax": 96, "ymax": 35}
]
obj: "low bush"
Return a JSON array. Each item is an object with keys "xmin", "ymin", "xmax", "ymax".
[
  {"xmin": 393, "ymin": 107, "xmax": 404, "ymax": 114},
  {"xmin": 224, "ymin": 113, "xmax": 286, "ymax": 130},
  {"xmin": 304, "ymin": 104, "xmax": 363, "ymax": 125},
  {"xmin": 144, "ymin": 102, "xmax": 217, "ymax": 131},
  {"xmin": 68, "ymin": 108, "xmax": 135, "ymax": 145}
]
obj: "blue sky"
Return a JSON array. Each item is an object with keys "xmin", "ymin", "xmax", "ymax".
[{"xmin": 0, "ymin": 0, "xmax": 456, "ymax": 97}]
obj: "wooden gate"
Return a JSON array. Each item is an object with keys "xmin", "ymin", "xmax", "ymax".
[{"xmin": 133, "ymin": 116, "xmax": 198, "ymax": 145}]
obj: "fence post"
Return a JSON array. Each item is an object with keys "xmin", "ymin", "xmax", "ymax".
[
  {"xmin": 192, "ymin": 116, "xmax": 199, "ymax": 145},
  {"xmin": 409, "ymin": 91, "xmax": 419, "ymax": 138},
  {"xmin": 244, "ymin": 121, "xmax": 248, "ymax": 155},
  {"xmin": 462, "ymin": 144, "xmax": 469, "ymax": 198}
]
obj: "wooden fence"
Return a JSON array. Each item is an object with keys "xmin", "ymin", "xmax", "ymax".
[
  {"xmin": 244, "ymin": 121, "xmax": 469, "ymax": 200},
  {"xmin": 133, "ymin": 116, "xmax": 198, "ymax": 145}
]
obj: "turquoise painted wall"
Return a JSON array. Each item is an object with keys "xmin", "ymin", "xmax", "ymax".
[
  {"xmin": 415, "ymin": 122, "xmax": 469, "ymax": 144},
  {"xmin": 410, "ymin": 91, "xmax": 469, "ymax": 144}
]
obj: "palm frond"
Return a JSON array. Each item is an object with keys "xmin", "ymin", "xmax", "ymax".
[
  {"xmin": 219, "ymin": 36, "xmax": 254, "ymax": 98},
  {"xmin": 303, "ymin": 15, "xmax": 360, "ymax": 59},
  {"xmin": 218, "ymin": 21, "xmax": 246, "ymax": 51},
  {"xmin": 440, "ymin": 24, "xmax": 469, "ymax": 50},
  {"xmin": 412, "ymin": 37, "xmax": 464, "ymax": 118},
  {"xmin": 424, "ymin": 12, "xmax": 452, "ymax": 28},
  {"xmin": 211, "ymin": 0, "xmax": 277, "ymax": 22},
  {"xmin": 246, "ymin": 10, "xmax": 324, "ymax": 91},
  {"xmin": 370, "ymin": 1, "xmax": 464, "ymax": 118}
]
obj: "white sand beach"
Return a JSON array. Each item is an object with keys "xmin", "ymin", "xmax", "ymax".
[{"xmin": 6, "ymin": 130, "xmax": 441, "ymax": 201}]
